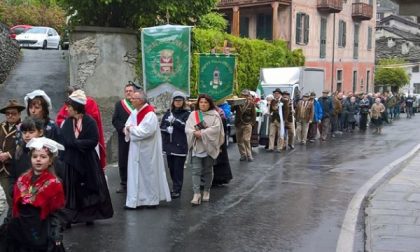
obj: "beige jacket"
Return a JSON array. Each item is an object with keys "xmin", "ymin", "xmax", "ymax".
[
  {"xmin": 371, "ymin": 103, "xmax": 385, "ymax": 119},
  {"xmin": 185, "ymin": 109, "xmax": 224, "ymax": 159}
]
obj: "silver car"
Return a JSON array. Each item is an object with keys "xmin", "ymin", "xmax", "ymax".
[{"xmin": 16, "ymin": 26, "xmax": 61, "ymax": 49}]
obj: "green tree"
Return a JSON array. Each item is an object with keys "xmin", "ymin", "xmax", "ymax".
[
  {"xmin": 375, "ymin": 58, "xmax": 410, "ymax": 89},
  {"xmin": 197, "ymin": 12, "xmax": 227, "ymax": 32},
  {"xmin": 61, "ymin": 0, "xmax": 218, "ymax": 28},
  {"xmin": 0, "ymin": 0, "xmax": 66, "ymax": 32}
]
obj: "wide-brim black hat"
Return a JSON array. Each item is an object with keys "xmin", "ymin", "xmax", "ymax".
[{"xmin": 273, "ymin": 88, "xmax": 283, "ymax": 94}]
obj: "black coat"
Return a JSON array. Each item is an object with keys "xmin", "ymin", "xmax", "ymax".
[
  {"xmin": 61, "ymin": 115, "xmax": 113, "ymax": 223},
  {"xmin": 112, "ymin": 100, "xmax": 131, "ymax": 137},
  {"xmin": 160, "ymin": 108, "xmax": 190, "ymax": 156}
]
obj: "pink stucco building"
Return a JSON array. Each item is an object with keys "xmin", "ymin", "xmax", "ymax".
[{"xmin": 218, "ymin": 0, "xmax": 376, "ymax": 94}]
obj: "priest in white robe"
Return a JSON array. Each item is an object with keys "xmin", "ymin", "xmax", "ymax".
[{"xmin": 124, "ymin": 91, "xmax": 171, "ymax": 209}]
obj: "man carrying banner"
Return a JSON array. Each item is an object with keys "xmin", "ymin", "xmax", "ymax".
[
  {"xmin": 233, "ymin": 89, "xmax": 256, "ymax": 161},
  {"xmin": 112, "ymin": 83, "xmax": 136, "ymax": 193}
]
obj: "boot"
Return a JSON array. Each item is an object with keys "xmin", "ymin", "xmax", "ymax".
[{"xmin": 191, "ymin": 193, "xmax": 201, "ymax": 206}]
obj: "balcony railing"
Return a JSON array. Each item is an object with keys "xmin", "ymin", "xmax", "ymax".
[
  {"xmin": 317, "ymin": 0, "xmax": 343, "ymax": 13},
  {"xmin": 218, "ymin": 0, "xmax": 291, "ymax": 8},
  {"xmin": 352, "ymin": 2, "xmax": 373, "ymax": 21}
]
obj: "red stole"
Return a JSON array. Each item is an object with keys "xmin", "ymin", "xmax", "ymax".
[
  {"xmin": 136, "ymin": 104, "xmax": 155, "ymax": 125},
  {"xmin": 13, "ymin": 170, "xmax": 65, "ymax": 220}
]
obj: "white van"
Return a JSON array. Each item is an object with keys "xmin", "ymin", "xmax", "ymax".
[{"xmin": 259, "ymin": 67, "xmax": 325, "ymax": 101}]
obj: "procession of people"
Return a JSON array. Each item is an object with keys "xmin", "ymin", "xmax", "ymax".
[{"xmin": 0, "ymin": 80, "xmax": 416, "ymax": 251}]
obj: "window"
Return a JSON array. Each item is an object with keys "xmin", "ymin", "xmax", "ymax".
[
  {"xmin": 296, "ymin": 13, "xmax": 309, "ymax": 45},
  {"xmin": 257, "ymin": 14, "xmax": 272, "ymax": 40},
  {"xmin": 338, "ymin": 20, "xmax": 346, "ymax": 48},
  {"xmin": 337, "ymin": 70, "xmax": 343, "ymax": 92},
  {"xmin": 366, "ymin": 70, "xmax": 370, "ymax": 93},
  {"xmin": 353, "ymin": 71, "xmax": 357, "ymax": 93},
  {"xmin": 320, "ymin": 17, "xmax": 327, "ymax": 58},
  {"xmin": 413, "ymin": 66, "xmax": 419, "ymax": 73},
  {"xmin": 240, "ymin": 16, "xmax": 250, "ymax": 37},
  {"xmin": 353, "ymin": 24, "xmax": 360, "ymax": 59},
  {"xmin": 414, "ymin": 83, "xmax": 420, "ymax": 94},
  {"xmin": 367, "ymin": 27, "xmax": 372, "ymax": 50}
]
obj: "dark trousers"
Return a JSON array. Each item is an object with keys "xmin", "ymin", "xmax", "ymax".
[
  {"xmin": 167, "ymin": 155, "xmax": 186, "ymax": 193},
  {"xmin": 118, "ymin": 134, "xmax": 129, "ymax": 186},
  {"xmin": 307, "ymin": 122, "xmax": 318, "ymax": 140},
  {"xmin": 359, "ymin": 113, "xmax": 368, "ymax": 130}
]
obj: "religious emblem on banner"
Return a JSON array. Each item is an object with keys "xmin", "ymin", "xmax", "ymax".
[
  {"xmin": 160, "ymin": 49, "xmax": 174, "ymax": 74},
  {"xmin": 210, "ymin": 67, "xmax": 222, "ymax": 89},
  {"xmin": 199, "ymin": 54, "xmax": 236, "ymax": 102},
  {"xmin": 141, "ymin": 25, "xmax": 191, "ymax": 97}
]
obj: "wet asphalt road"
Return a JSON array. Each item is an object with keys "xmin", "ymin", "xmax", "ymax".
[
  {"xmin": 64, "ymin": 116, "xmax": 420, "ymax": 252},
  {"xmin": 2, "ymin": 50, "xmax": 420, "ymax": 251},
  {"xmin": 0, "ymin": 49, "xmax": 68, "ymax": 120}
]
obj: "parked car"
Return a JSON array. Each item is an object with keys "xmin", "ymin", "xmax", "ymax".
[
  {"xmin": 9, "ymin": 25, "xmax": 32, "ymax": 39},
  {"xmin": 15, "ymin": 26, "xmax": 61, "ymax": 49}
]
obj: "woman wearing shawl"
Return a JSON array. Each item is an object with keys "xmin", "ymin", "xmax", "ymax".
[
  {"xmin": 60, "ymin": 90, "xmax": 113, "ymax": 227},
  {"xmin": 185, "ymin": 94, "xmax": 224, "ymax": 206}
]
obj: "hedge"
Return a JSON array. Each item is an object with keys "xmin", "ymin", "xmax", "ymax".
[
  {"xmin": 0, "ymin": 2, "xmax": 66, "ymax": 34},
  {"xmin": 138, "ymin": 28, "xmax": 305, "ymax": 97}
]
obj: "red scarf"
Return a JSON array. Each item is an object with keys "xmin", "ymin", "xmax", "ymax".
[
  {"xmin": 136, "ymin": 104, "xmax": 155, "ymax": 125},
  {"xmin": 13, "ymin": 170, "xmax": 65, "ymax": 220}
]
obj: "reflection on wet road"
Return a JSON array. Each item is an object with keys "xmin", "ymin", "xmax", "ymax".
[{"xmin": 64, "ymin": 117, "xmax": 420, "ymax": 252}]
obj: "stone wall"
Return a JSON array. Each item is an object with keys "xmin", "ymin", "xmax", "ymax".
[
  {"xmin": 69, "ymin": 26, "xmax": 139, "ymax": 98},
  {"xmin": 69, "ymin": 26, "xmax": 139, "ymax": 163},
  {"xmin": 0, "ymin": 22, "xmax": 20, "ymax": 84}
]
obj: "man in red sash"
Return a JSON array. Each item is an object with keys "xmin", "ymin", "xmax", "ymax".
[
  {"xmin": 124, "ymin": 90, "xmax": 171, "ymax": 209},
  {"xmin": 112, "ymin": 83, "xmax": 136, "ymax": 193}
]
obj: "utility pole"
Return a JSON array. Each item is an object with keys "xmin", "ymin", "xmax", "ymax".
[{"xmin": 331, "ymin": 13, "xmax": 336, "ymax": 92}]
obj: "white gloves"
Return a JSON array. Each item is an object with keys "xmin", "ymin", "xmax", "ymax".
[
  {"xmin": 167, "ymin": 114, "xmax": 175, "ymax": 123},
  {"xmin": 167, "ymin": 126, "xmax": 174, "ymax": 134}
]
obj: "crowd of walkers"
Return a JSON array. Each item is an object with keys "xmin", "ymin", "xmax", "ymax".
[
  {"xmin": 0, "ymin": 81, "xmax": 416, "ymax": 251},
  {"xmin": 244, "ymin": 89, "xmax": 417, "ymax": 153}
]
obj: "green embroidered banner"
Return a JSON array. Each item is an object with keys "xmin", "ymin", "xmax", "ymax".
[
  {"xmin": 141, "ymin": 25, "xmax": 191, "ymax": 97},
  {"xmin": 198, "ymin": 54, "xmax": 235, "ymax": 102}
]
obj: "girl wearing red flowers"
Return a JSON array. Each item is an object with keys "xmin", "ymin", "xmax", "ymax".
[{"xmin": 7, "ymin": 137, "xmax": 65, "ymax": 252}]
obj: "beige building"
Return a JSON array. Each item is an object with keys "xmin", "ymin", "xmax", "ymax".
[{"xmin": 218, "ymin": 0, "xmax": 376, "ymax": 94}]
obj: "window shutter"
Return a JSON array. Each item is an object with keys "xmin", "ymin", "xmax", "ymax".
[
  {"xmin": 304, "ymin": 14, "xmax": 310, "ymax": 44},
  {"xmin": 343, "ymin": 21, "xmax": 346, "ymax": 47},
  {"xmin": 368, "ymin": 27, "xmax": 372, "ymax": 50},
  {"xmin": 296, "ymin": 13, "xmax": 301, "ymax": 44},
  {"xmin": 320, "ymin": 18, "xmax": 327, "ymax": 58},
  {"xmin": 338, "ymin": 21, "xmax": 343, "ymax": 47}
]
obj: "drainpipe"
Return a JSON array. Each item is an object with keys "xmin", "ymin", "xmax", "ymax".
[{"xmin": 331, "ymin": 13, "xmax": 336, "ymax": 92}]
